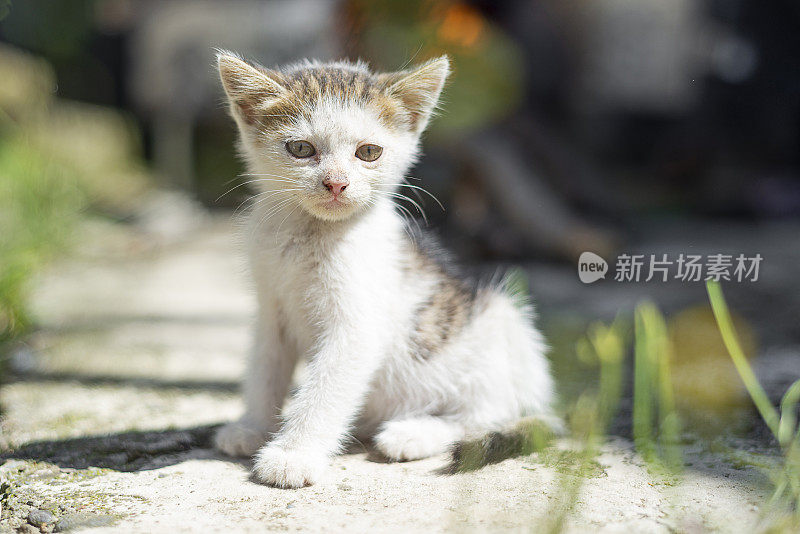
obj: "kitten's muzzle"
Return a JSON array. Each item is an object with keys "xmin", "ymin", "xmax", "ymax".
[{"xmin": 322, "ymin": 176, "xmax": 349, "ymax": 197}]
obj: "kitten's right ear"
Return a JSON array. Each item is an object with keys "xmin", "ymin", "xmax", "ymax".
[
  {"xmin": 217, "ymin": 52, "xmax": 284, "ymax": 125},
  {"xmin": 379, "ymin": 55, "xmax": 451, "ymax": 134}
]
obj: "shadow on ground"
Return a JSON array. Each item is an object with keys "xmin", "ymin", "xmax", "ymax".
[
  {"xmin": 0, "ymin": 425, "xmax": 228, "ymax": 472},
  {"xmin": 0, "ymin": 424, "xmax": 382, "ymax": 474},
  {"xmin": 7, "ymin": 370, "xmax": 239, "ymax": 393}
]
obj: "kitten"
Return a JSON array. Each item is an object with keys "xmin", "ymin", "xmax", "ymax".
[{"xmin": 213, "ymin": 51, "xmax": 557, "ymax": 488}]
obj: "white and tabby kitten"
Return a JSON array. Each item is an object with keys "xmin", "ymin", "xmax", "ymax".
[{"xmin": 213, "ymin": 51, "xmax": 557, "ymax": 488}]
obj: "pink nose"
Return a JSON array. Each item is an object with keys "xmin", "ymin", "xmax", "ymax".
[{"xmin": 322, "ymin": 177, "xmax": 349, "ymax": 196}]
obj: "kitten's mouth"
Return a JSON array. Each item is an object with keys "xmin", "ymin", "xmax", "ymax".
[
  {"xmin": 304, "ymin": 195, "xmax": 357, "ymax": 221},
  {"xmin": 320, "ymin": 197, "xmax": 348, "ymax": 210}
]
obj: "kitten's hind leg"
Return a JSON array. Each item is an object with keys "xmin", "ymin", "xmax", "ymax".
[
  {"xmin": 214, "ymin": 420, "xmax": 268, "ymax": 457},
  {"xmin": 374, "ymin": 416, "xmax": 464, "ymax": 461}
]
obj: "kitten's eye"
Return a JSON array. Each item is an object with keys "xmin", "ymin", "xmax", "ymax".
[
  {"xmin": 355, "ymin": 144, "xmax": 383, "ymax": 162},
  {"xmin": 286, "ymin": 140, "xmax": 316, "ymax": 158}
]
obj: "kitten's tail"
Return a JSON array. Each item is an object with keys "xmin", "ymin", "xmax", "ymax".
[{"xmin": 449, "ymin": 416, "xmax": 564, "ymax": 473}]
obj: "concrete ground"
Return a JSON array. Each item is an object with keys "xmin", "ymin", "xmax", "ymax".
[{"xmin": 1, "ymin": 207, "xmax": 797, "ymax": 533}]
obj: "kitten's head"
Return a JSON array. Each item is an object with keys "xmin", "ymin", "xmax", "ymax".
[{"xmin": 217, "ymin": 52, "xmax": 449, "ymax": 222}]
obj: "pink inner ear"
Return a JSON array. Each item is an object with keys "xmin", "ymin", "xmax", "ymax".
[
  {"xmin": 395, "ymin": 85, "xmax": 438, "ymax": 131},
  {"xmin": 219, "ymin": 56, "xmax": 285, "ymax": 125},
  {"xmin": 384, "ymin": 61, "xmax": 448, "ymax": 131},
  {"xmin": 230, "ymin": 86, "xmax": 281, "ymax": 125},
  {"xmin": 235, "ymin": 99, "xmax": 258, "ymax": 125}
]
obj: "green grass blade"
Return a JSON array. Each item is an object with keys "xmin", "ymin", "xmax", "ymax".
[
  {"xmin": 633, "ymin": 304, "xmax": 656, "ymax": 461},
  {"xmin": 633, "ymin": 302, "xmax": 682, "ymax": 472},
  {"xmin": 779, "ymin": 380, "xmax": 800, "ymax": 448},
  {"xmin": 587, "ymin": 317, "xmax": 626, "ymax": 432},
  {"xmin": 706, "ymin": 281, "xmax": 780, "ymax": 437}
]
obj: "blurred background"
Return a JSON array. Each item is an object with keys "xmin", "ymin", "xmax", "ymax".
[{"xmin": 1, "ymin": 0, "xmax": 799, "ymax": 446}]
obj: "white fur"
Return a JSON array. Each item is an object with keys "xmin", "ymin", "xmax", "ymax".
[{"xmin": 213, "ymin": 54, "xmax": 556, "ymax": 488}]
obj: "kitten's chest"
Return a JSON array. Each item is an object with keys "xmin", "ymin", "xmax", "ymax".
[
  {"xmin": 251, "ymin": 233, "xmax": 329, "ymax": 298},
  {"xmin": 247, "ymin": 208, "xmax": 401, "ymax": 349},
  {"xmin": 250, "ymin": 230, "xmax": 351, "ymax": 333},
  {"xmin": 247, "ymin": 243, "xmax": 316, "ymax": 352}
]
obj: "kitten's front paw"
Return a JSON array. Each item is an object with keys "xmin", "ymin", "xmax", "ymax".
[
  {"xmin": 253, "ymin": 445, "xmax": 325, "ymax": 488},
  {"xmin": 214, "ymin": 421, "xmax": 267, "ymax": 457}
]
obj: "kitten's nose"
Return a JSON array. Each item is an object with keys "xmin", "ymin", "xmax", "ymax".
[{"xmin": 322, "ymin": 176, "xmax": 349, "ymax": 196}]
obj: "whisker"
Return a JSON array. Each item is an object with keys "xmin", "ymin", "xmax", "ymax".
[
  {"xmin": 383, "ymin": 183, "xmax": 445, "ymax": 211},
  {"xmin": 389, "ymin": 200, "xmax": 416, "ymax": 243},
  {"xmin": 216, "ymin": 178, "xmax": 298, "ymax": 203},
  {"xmin": 275, "ymin": 203, "xmax": 302, "ymax": 242},
  {"xmin": 249, "ymin": 190, "xmax": 302, "ymax": 211},
  {"xmin": 258, "ymin": 197, "xmax": 297, "ymax": 225},
  {"xmin": 232, "ymin": 196, "xmax": 255, "ymax": 219},
  {"xmin": 239, "ymin": 176, "xmax": 300, "ymax": 183},
  {"xmin": 249, "ymin": 195, "xmax": 298, "ymax": 240},
  {"xmin": 394, "ymin": 203, "xmax": 422, "ymax": 241},
  {"xmin": 379, "ymin": 191, "xmax": 429, "ymax": 224},
  {"xmin": 375, "ymin": 192, "xmax": 425, "ymax": 237},
  {"xmin": 222, "ymin": 171, "xmax": 300, "ymax": 190},
  {"xmin": 232, "ymin": 188, "xmax": 297, "ymax": 219}
]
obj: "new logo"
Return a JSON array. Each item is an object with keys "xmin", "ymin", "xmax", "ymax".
[{"xmin": 578, "ymin": 252, "xmax": 608, "ymax": 284}]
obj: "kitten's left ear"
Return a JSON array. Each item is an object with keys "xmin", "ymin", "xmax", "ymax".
[
  {"xmin": 217, "ymin": 51, "xmax": 285, "ymax": 126},
  {"xmin": 380, "ymin": 55, "xmax": 450, "ymax": 133}
]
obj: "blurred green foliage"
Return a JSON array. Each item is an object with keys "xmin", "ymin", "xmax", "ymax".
[
  {"xmin": 536, "ymin": 314, "xmax": 627, "ymax": 533},
  {"xmin": 542, "ymin": 293, "xmax": 799, "ymax": 530},
  {"xmin": 0, "ymin": 128, "xmax": 86, "ymax": 343},
  {"xmin": 0, "ymin": 44, "xmax": 151, "ymax": 350},
  {"xmin": 633, "ymin": 302, "xmax": 682, "ymax": 474}
]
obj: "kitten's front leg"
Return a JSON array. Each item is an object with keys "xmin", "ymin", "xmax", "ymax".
[
  {"xmin": 253, "ymin": 324, "xmax": 382, "ymax": 488},
  {"xmin": 215, "ymin": 307, "xmax": 297, "ymax": 457}
]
